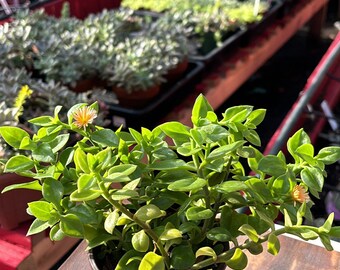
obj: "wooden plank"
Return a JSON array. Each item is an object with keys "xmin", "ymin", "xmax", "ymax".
[
  {"xmin": 242, "ymin": 234, "xmax": 340, "ymax": 270},
  {"xmin": 58, "ymin": 234, "xmax": 340, "ymax": 270},
  {"xmin": 58, "ymin": 240, "xmax": 88, "ymax": 270},
  {"xmin": 20, "ymin": 237, "xmax": 80, "ymax": 270}
]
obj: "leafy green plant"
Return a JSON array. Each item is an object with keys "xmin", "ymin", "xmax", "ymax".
[
  {"xmin": 121, "ymin": 0, "xmax": 174, "ymax": 12},
  {"xmin": 0, "ymin": 94, "xmax": 339, "ymax": 270},
  {"xmin": 0, "ymin": 67, "xmax": 109, "ymax": 162}
]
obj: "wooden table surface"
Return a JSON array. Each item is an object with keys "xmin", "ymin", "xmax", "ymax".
[{"xmin": 58, "ymin": 233, "xmax": 340, "ymax": 270}]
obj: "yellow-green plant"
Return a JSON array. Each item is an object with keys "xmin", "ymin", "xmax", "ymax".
[
  {"xmin": 0, "ymin": 85, "xmax": 31, "ymax": 161},
  {"xmin": 0, "ymin": 94, "xmax": 339, "ymax": 269}
]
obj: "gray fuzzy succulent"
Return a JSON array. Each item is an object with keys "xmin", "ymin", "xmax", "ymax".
[
  {"xmin": 103, "ymin": 36, "xmax": 167, "ymax": 93},
  {"xmin": 85, "ymin": 9, "xmax": 144, "ymax": 43},
  {"xmin": 0, "ymin": 67, "xmax": 32, "ymax": 103},
  {"xmin": 147, "ymin": 24, "xmax": 189, "ymax": 70},
  {"xmin": 0, "ymin": 9, "xmax": 54, "ymax": 69},
  {"xmin": 0, "ymin": 67, "xmax": 106, "ymax": 123},
  {"xmin": 32, "ymin": 21, "xmax": 89, "ymax": 86},
  {"xmin": 0, "ymin": 7, "xmax": 86, "ymax": 86},
  {"xmin": 0, "ymin": 102, "xmax": 19, "ymax": 127},
  {"xmin": 77, "ymin": 8, "xmax": 147, "ymax": 73}
]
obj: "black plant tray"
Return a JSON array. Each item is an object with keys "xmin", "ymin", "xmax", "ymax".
[
  {"xmin": 280, "ymin": 0, "xmax": 297, "ymax": 17},
  {"xmin": 188, "ymin": 0, "xmax": 284, "ymax": 64},
  {"xmin": 106, "ymin": 61, "xmax": 204, "ymax": 130},
  {"xmin": 131, "ymin": 9, "xmax": 163, "ymax": 18},
  {"xmin": 189, "ymin": 28, "xmax": 247, "ymax": 64},
  {"xmin": 28, "ymin": 0, "xmax": 55, "ymax": 9},
  {"xmin": 242, "ymin": 0, "xmax": 285, "ymax": 42},
  {"xmin": 0, "ymin": 13, "xmax": 9, "ymax": 22}
]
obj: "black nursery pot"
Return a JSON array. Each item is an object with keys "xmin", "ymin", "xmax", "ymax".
[
  {"xmin": 88, "ymin": 241, "xmax": 230, "ymax": 270},
  {"xmin": 88, "ymin": 245, "xmax": 122, "ymax": 270},
  {"xmin": 88, "ymin": 250, "xmax": 227, "ymax": 270}
]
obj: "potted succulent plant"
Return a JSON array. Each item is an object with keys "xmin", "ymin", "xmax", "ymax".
[
  {"xmin": 0, "ymin": 94, "xmax": 339, "ymax": 269},
  {"xmin": 0, "ymin": 9, "xmax": 52, "ymax": 70},
  {"xmin": 122, "ymin": 0, "xmax": 271, "ymax": 58},
  {"xmin": 153, "ymin": 6, "xmax": 239, "ymax": 57},
  {"xmin": 98, "ymin": 14, "xmax": 190, "ymax": 108},
  {"xmin": 147, "ymin": 21, "xmax": 189, "ymax": 82},
  {"xmin": 31, "ymin": 15, "xmax": 94, "ymax": 91},
  {"xmin": 70, "ymin": 9, "xmax": 146, "ymax": 92},
  {"xmin": 102, "ymin": 36, "xmax": 167, "ymax": 107}
]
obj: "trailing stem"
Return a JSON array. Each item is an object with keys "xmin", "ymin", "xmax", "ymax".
[
  {"xmin": 96, "ymin": 174, "xmax": 171, "ymax": 269},
  {"xmin": 200, "ymin": 156, "xmax": 233, "ymax": 240},
  {"xmin": 191, "ymin": 227, "xmax": 287, "ymax": 269}
]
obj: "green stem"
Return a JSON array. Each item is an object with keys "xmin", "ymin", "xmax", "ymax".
[
  {"xmin": 201, "ymin": 156, "xmax": 233, "ymax": 239},
  {"xmin": 96, "ymin": 174, "xmax": 170, "ymax": 269},
  {"xmin": 191, "ymin": 141, "xmax": 211, "ymax": 209},
  {"xmin": 191, "ymin": 227, "xmax": 287, "ymax": 269}
]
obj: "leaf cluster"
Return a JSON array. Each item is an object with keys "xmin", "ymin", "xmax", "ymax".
[
  {"xmin": 0, "ymin": 94, "xmax": 339, "ymax": 269},
  {"xmin": 0, "ymin": 8, "xmax": 189, "ymax": 92},
  {"xmin": 122, "ymin": 0, "xmax": 270, "ymax": 53}
]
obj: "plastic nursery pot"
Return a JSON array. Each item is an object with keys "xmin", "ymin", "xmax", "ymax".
[
  {"xmin": 88, "ymin": 246, "xmax": 118, "ymax": 270},
  {"xmin": 87, "ymin": 244, "xmax": 228, "ymax": 270},
  {"xmin": 0, "ymin": 173, "xmax": 41, "ymax": 230},
  {"xmin": 112, "ymin": 84, "xmax": 161, "ymax": 108},
  {"xmin": 164, "ymin": 57, "xmax": 189, "ymax": 83},
  {"xmin": 199, "ymin": 31, "xmax": 219, "ymax": 56}
]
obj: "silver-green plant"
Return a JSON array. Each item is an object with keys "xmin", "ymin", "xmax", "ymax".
[
  {"xmin": 0, "ymin": 67, "xmax": 107, "ymax": 126},
  {"xmin": 0, "ymin": 9, "xmax": 54, "ymax": 69},
  {"xmin": 0, "ymin": 67, "xmax": 32, "ymax": 103},
  {"xmin": 148, "ymin": 21, "xmax": 189, "ymax": 71},
  {"xmin": 103, "ymin": 36, "xmax": 166, "ymax": 93}
]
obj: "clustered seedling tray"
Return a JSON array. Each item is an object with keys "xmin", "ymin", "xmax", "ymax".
[
  {"xmin": 188, "ymin": 0, "xmax": 285, "ymax": 64},
  {"xmin": 243, "ymin": 0, "xmax": 285, "ymax": 42},
  {"xmin": 188, "ymin": 28, "xmax": 248, "ymax": 64},
  {"xmin": 280, "ymin": 0, "xmax": 297, "ymax": 17},
  {"xmin": 106, "ymin": 61, "xmax": 204, "ymax": 130},
  {"xmin": 0, "ymin": 0, "xmax": 121, "ymax": 21}
]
